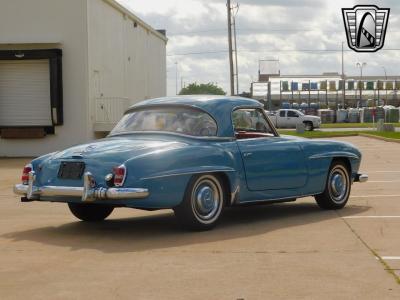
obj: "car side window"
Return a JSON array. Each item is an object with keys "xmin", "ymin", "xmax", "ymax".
[
  {"xmin": 279, "ymin": 110, "xmax": 286, "ymax": 117},
  {"xmin": 287, "ymin": 111, "xmax": 299, "ymax": 117},
  {"xmin": 232, "ymin": 108, "xmax": 275, "ymax": 139}
]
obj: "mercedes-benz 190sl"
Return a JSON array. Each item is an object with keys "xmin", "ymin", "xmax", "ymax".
[{"xmin": 14, "ymin": 96, "xmax": 368, "ymax": 230}]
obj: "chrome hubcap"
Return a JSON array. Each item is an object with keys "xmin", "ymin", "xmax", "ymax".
[
  {"xmin": 192, "ymin": 177, "xmax": 222, "ymax": 222},
  {"xmin": 329, "ymin": 168, "xmax": 348, "ymax": 203}
]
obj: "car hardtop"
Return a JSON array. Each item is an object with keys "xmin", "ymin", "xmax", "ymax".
[
  {"xmin": 128, "ymin": 95, "xmax": 262, "ymax": 113},
  {"xmin": 125, "ymin": 95, "xmax": 265, "ymax": 138}
]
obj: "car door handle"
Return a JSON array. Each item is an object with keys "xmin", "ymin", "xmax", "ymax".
[{"xmin": 243, "ymin": 152, "xmax": 253, "ymax": 157}]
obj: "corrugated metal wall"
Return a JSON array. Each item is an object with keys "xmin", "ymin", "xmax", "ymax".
[{"xmin": 87, "ymin": 0, "xmax": 167, "ymax": 132}]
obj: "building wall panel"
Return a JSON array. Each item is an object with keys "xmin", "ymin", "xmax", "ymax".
[{"xmin": 0, "ymin": 0, "xmax": 89, "ymax": 156}]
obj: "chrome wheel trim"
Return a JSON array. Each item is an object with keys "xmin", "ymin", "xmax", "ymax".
[
  {"xmin": 191, "ymin": 175, "xmax": 223, "ymax": 224},
  {"xmin": 328, "ymin": 166, "xmax": 349, "ymax": 204}
]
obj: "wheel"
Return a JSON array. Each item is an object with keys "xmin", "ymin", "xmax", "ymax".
[
  {"xmin": 174, "ymin": 174, "xmax": 225, "ymax": 230},
  {"xmin": 68, "ymin": 203, "xmax": 114, "ymax": 222},
  {"xmin": 304, "ymin": 121, "xmax": 314, "ymax": 131},
  {"xmin": 315, "ymin": 161, "xmax": 351, "ymax": 210}
]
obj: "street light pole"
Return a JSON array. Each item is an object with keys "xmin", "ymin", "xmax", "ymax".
[
  {"xmin": 356, "ymin": 62, "xmax": 366, "ymax": 105},
  {"xmin": 382, "ymin": 66, "xmax": 387, "ymax": 80},
  {"xmin": 175, "ymin": 62, "xmax": 178, "ymax": 95},
  {"xmin": 341, "ymin": 42, "xmax": 345, "ymax": 108},
  {"xmin": 382, "ymin": 66, "xmax": 387, "ymax": 105}
]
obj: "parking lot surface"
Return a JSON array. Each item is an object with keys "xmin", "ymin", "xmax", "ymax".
[{"xmin": 0, "ymin": 136, "xmax": 400, "ymax": 299}]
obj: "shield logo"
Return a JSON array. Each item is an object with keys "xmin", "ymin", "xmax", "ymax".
[{"xmin": 342, "ymin": 5, "xmax": 390, "ymax": 52}]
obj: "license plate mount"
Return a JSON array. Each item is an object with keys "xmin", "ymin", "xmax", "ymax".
[{"xmin": 58, "ymin": 162, "xmax": 85, "ymax": 180}]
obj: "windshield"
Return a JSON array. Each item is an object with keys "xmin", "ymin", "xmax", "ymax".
[{"xmin": 110, "ymin": 107, "xmax": 218, "ymax": 137}]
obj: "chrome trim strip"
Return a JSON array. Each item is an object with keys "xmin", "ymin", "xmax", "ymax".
[
  {"xmin": 141, "ymin": 169, "xmax": 236, "ymax": 180},
  {"xmin": 230, "ymin": 185, "xmax": 240, "ymax": 205},
  {"xmin": 14, "ymin": 171, "xmax": 149, "ymax": 202},
  {"xmin": 309, "ymin": 153, "xmax": 359, "ymax": 160},
  {"xmin": 238, "ymin": 193, "xmax": 317, "ymax": 205}
]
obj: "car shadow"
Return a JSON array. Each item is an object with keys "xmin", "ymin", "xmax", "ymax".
[{"xmin": 2, "ymin": 202, "xmax": 370, "ymax": 253}]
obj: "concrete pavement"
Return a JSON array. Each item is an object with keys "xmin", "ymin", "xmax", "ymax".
[{"xmin": 0, "ymin": 136, "xmax": 399, "ymax": 299}]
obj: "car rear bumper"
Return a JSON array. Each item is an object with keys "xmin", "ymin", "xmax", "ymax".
[
  {"xmin": 354, "ymin": 173, "xmax": 368, "ymax": 183},
  {"xmin": 14, "ymin": 171, "xmax": 149, "ymax": 202}
]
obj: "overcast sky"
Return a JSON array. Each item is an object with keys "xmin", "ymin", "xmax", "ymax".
[{"xmin": 117, "ymin": 0, "xmax": 400, "ymax": 96}]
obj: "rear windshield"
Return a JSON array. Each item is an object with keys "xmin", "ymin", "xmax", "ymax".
[{"xmin": 110, "ymin": 107, "xmax": 218, "ymax": 137}]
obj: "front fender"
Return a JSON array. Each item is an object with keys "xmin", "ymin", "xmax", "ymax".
[{"xmin": 301, "ymin": 140, "xmax": 362, "ymax": 189}]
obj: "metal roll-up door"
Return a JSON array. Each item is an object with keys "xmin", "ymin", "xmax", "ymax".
[{"xmin": 0, "ymin": 60, "xmax": 52, "ymax": 126}]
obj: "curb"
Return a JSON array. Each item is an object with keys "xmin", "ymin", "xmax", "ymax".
[
  {"xmin": 290, "ymin": 133, "xmax": 400, "ymax": 143},
  {"xmin": 358, "ymin": 133, "xmax": 400, "ymax": 144}
]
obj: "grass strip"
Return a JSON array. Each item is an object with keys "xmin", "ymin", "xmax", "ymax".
[
  {"xmin": 321, "ymin": 123, "xmax": 400, "ymax": 129},
  {"xmin": 279, "ymin": 130, "xmax": 400, "ymax": 140}
]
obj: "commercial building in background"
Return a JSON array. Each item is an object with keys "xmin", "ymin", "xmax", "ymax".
[
  {"xmin": 252, "ymin": 61, "xmax": 399, "ymax": 111},
  {"xmin": 0, "ymin": 0, "xmax": 167, "ymax": 156}
]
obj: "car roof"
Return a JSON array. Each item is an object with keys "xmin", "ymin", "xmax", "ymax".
[
  {"xmin": 130, "ymin": 95, "xmax": 261, "ymax": 111},
  {"xmin": 127, "ymin": 95, "xmax": 263, "ymax": 137}
]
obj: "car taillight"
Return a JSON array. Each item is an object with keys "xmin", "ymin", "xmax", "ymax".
[
  {"xmin": 21, "ymin": 164, "xmax": 32, "ymax": 185},
  {"xmin": 113, "ymin": 165, "xmax": 126, "ymax": 187}
]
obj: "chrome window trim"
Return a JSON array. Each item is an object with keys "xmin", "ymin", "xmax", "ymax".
[
  {"xmin": 108, "ymin": 131, "xmax": 235, "ymax": 141},
  {"xmin": 231, "ymin": 105, "xmax": 280, "ymax": 139}
]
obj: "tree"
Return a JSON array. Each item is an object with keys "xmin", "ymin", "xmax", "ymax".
[{"xmin": 179, "ymin": 82, "xmax": 226, "ymax": 95}]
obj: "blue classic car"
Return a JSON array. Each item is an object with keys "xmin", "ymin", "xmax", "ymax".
[{"xmin": 14, "ymin": 96, "xmax": 368, "ymax": 230}]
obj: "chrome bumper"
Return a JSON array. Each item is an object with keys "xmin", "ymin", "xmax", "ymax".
[
  {"xmin": 14, "ymin": 171, "xmax": 149, "ymax": 202},
  {"xmin": 355, "ymin": 173, "xmax": 368, "ymax": 183}
]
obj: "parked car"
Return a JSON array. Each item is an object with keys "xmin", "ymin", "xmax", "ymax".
[
  {"xmin": 268, "ymin": 109, "xmax": 321, "ymax": 131},
  {"xmin": 14, "ymin": 96, "xmax": 367, "ymax": 230}
]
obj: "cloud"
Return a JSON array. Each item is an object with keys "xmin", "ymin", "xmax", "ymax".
[{"xmin": 117, "ymin": 0, "xmax": 400, "ymax": 96}]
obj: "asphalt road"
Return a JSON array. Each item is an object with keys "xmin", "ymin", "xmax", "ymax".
[{"xmin": 1, "ymin": 136, "xmax": 399, "ymax": 299}]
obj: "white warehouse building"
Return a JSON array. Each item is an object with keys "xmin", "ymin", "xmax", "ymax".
[{"xmin": 0, "ymin": 0, "xmax": 167, "ymax": 157}]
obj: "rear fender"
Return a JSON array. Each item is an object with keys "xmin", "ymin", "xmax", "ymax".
[{"xmin": 122, "ymin": 143, "xmax": 242, "ymax": 206}]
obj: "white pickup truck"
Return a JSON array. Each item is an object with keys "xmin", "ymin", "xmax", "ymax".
[{"xmin": 267, "ymin": 109, "xmax": 321, "ymax": 131}]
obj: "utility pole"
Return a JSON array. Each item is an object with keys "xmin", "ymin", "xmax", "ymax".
[
  {"xmin": 341, "ymin": 42, "xmax": 345, "ymax": 108},
  {"xmin": 232, "ymin": 3, "xmax": 239, "ymax": 95},
  {"xmin": 227, "ymin": 0, "xmax": 234, "ymax": 96}
]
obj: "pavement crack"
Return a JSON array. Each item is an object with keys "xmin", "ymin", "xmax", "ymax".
[{"xmin": 337, "ymin": 211, "xmax": 400, "ymax": 285}]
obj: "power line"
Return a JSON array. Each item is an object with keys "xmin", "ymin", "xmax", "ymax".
[
  {"xmin": 167, "ymin": 48, "xmax": 400, "ymax": 56},
  {"xmin": 168, "ymin": 28, "xmax": 400, "ymax": 36},
  {"xmin": 168, "ymin": 28, "xmax": 331, "ymax": 35}
]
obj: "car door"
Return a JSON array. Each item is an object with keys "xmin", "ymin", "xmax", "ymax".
[
  {"xmin": 233, "ymin": 108, "xmax": 308, "ymax": 191},
  {"xmin": 278, "ymin": 110, "xmax": 286, "ymax": 127},
  {"xmin": 286, "ymin": 110, "xmax": 300, "ymax": 128}
]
